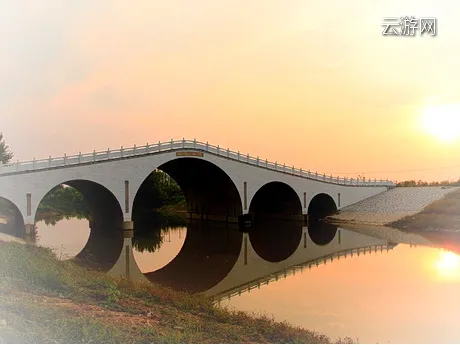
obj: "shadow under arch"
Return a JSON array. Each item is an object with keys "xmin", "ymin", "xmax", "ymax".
[
  {"xmin": 0, "ymin": 197, "xmax": 25, "ymax": 237},
  {"xmin": 248, "ymin": 220, "xmax": 303, "ymax": 263},
  {"xmin": 308, "ymin": 193, "xmax": 337, "ymax": 220},
  {"xmin": 35, "ymin": 180, "xmax": 124, "ymax": 271},
  {"xmin": 132, "ymin": 157, "xmax": 243, "ymax": 223},
  {"xmin": 249, "ymin": 181, "xmax": 303, "ymax": 222},
  {"xmin": 144, "ymin": 222, "xmax": 243, "ymax": 293},
  {"xmin": 307, "ymin": 219, "xmax": 338, "ymax": 246}
]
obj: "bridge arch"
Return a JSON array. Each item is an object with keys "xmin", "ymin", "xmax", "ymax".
[
  {"xmin": 132, "ymin": 157, "xmax": 243, "ymax": 223},
  {"xmin": 34, "ymin": 179, "xmax": 124, "ymax": 270},
  {"xmin": 307, "ymin": 193, "xmax": 337, "ymax": 220},
  {"xmin": 249, "ymin": 181, "xmax": 302, "ymax": 222},
  {"xmin": 0, "ymin": 196, "xmax": 25, "ymax": 237}
]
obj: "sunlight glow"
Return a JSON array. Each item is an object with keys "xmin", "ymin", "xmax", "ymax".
[
  {"xmin": 435, "ymin": 251, "xmax": 460, "ymax": 278},
  {"xmin": 420, "ymin": 104, "xmax": 460, "ymax": 142}
]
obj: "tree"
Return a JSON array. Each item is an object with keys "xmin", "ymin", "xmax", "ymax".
[{"xmin": 0, "ymin": 133, "xmax": 13, "ymax": 164}]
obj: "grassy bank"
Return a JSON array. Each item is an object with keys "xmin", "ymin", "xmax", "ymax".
[
  {"xmin": 0, "ymin": 242, "xmax": 348, "ymax": 343},
  {"xmin": 389, "ymin": 188, "xmax": 460, "ymax": 232}
]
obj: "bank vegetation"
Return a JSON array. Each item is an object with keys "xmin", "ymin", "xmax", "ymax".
[{"xmin": 0, "ymin": 242, "xmax": 352, "ymax": 343}]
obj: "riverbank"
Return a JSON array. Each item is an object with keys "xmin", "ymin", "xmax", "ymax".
[
  {"xmin": 0, "ymin": 242, "xmax": 348, "ymax": 343},
  {"xmin": 327, "ymin": 187, "xmax": 460, "ymax": 226},
  {"xmin": 327, "ymin": 187, "xmax": 460, "ymax": 254},
  {"xmin": 389, "ymin": 188, "xmax": 460, "ymax": 232}
]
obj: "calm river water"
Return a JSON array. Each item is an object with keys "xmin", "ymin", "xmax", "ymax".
[{"xmin": 30, "ymin": 217, "xmax": 460, "ymax": 343}]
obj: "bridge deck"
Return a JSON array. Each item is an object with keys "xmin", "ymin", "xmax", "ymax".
[{"xmin": 0, "ymin": 139, "xmax": 394, "ymax": 187}]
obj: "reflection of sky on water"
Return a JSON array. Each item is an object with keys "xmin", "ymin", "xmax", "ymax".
[
  {"xmin": 133, "ymin": 227, "xmax": 187, "ymax": 273},
  {"xmin": 219, "ymin": 244, "xmax": 460, "ymax": 344},
  {"xmin": 35, "ymin": 218, "xmax": 90, "ymax": 259}
]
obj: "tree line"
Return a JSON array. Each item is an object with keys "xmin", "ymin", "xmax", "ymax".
[{"xmin": 396, "ymin": 179, "xmax": 460, "ymax": 187}]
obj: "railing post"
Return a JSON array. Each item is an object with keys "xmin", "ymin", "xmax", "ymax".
[
  {"xmin": 33, "ymin": 157, "xmax": 36, "ymax": 169},
  {"xmin": 217, "ymin": 145, "xmax": 220, "ymax": 155},
  {"xmin": 227, "ymin": 148, "xmax": 230, "ymax": 157},
  {"xmin": 193, "ymin": 138, "xmax": 196, "ymax": 149},
  {"xmin": 121, "ymin": 146, "xmax": 124, "ymax": 157},
  {"xmin": 133, "ymin": 144, "xmax": 137, "ymax": 155},
  {"xmin": 48, "ymin": 155, "xmax": 52, "ymax": 166},
  {"xmin": 275, "ymin": 161, "xmax": 277, "ymax": 170},
  {"xmin": 170, "ymin": 139, "xmax": 173, "ymax": 150},
  {"xmin": 256, "ymin": 156, "xmax": 259, "ymax": 165},
  {"xmin": 283, "ymin": 163, "xmax": 286, "ymax": 172},
  {"xmin": 266, "ymin": 159, "xmax": 268, "ymax": 167},
  {"xmin": 107, "ymin": 148, "xmax": 110, "ymax": 159},
  {"xmin": 237, "ymin": 151, "xmax": 240, "ymax": 160},
  {"xmin": 146, "ymin": 142, "xmax": 149, "ymax": 153},
  {"xmin": 182, "ymin": 138, "xmax": 185, "ymax": 148},
  {"xmin": 292, "ymin": 165, "xmax": 294, "ymax": 174},
  {"xmin": 93, "ymin": 150, "xmax": 96, "ymax": 162},
  {"xmin": 206, "ymin": 141, "xmax": 209, "ymax": 151},
  {"xmin": 246, "ymin": 153, "xmax": 249, "ymax": 163},
  {"xmin": 158, "ymin": 141, "xmax": 161, "ymax": 151}
]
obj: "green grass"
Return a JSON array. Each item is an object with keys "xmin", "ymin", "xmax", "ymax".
[{"xmin": 0, "ymin": 242, "xmax": 350, "ymax": 343}]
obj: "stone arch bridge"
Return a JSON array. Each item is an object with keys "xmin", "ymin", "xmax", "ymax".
[
  {"xmin": 0, "ymin": 139, "xmax": 394, "ymax": 278},
  {"xmin": 0, "ymin": 139, "xmax": 394, "ymax": 231}
]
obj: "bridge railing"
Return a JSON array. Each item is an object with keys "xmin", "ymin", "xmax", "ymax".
[{"xmin": 0, "ymin": 139, "xmax": 395, "ymax": 187}]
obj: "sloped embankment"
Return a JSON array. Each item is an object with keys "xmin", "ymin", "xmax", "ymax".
[{"xmin": 327, "ymin": 187, "xmax": 460, "ymax": 227}]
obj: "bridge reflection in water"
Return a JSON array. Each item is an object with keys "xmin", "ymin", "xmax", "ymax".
[
  {"xmin": 4, "ymin": 213, "xmax": 432, "ymax": 301},
  {"xmin": 129, "ymin": 219, "xmax": 408, "ymax": 299}
]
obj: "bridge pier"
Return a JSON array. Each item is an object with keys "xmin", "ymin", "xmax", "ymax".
[
  {"xmin": 24, "ymin": 223, "xmax": 36, "ymax": 236},
  {"xmin": 107, "ymin": 221, "xmax": 146, "ymax": 282}
]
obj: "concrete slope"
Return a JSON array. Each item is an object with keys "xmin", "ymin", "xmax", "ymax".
[{"xmin": 328, "ymin": 186, "xmax": 460, "ymax": 226}]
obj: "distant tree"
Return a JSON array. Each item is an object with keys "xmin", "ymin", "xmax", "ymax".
[
  {"xmin": 0, "ymin": 133, "xmax": 13, "ymax": 164},
  {"xmin": 396, "ymin": 179, "xmax": 459, "ymax": 187}
]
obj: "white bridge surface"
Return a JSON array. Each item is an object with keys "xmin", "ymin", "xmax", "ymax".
[{"xmin": 0, "ymin": 139, "xmax": 395, "ymax": 226}]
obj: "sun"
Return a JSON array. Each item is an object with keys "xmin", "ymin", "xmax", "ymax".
[
  {"xmin": 435, "ymin": 251, "xmax": 460, "ymax": 278},
  {"xmin": 420, "ymin": 103, "xmax": 460, "ymax": 142}
]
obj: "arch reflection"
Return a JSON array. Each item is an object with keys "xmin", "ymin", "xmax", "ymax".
[
  {"xmin": 307, "ymin": 219, "xmax": 338, "ymax": 246},
  {"xmin": 248, "ymin": 220, "xmax": 303, "ymax": 262},
  {"xmin": 145, "ymin": 222, "xmax": 243, "ymax": 293}
]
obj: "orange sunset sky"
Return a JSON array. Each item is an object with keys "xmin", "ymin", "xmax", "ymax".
[{"xmin": 2, "ymin": 1, "xmax": 460, "ymax": 182}]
